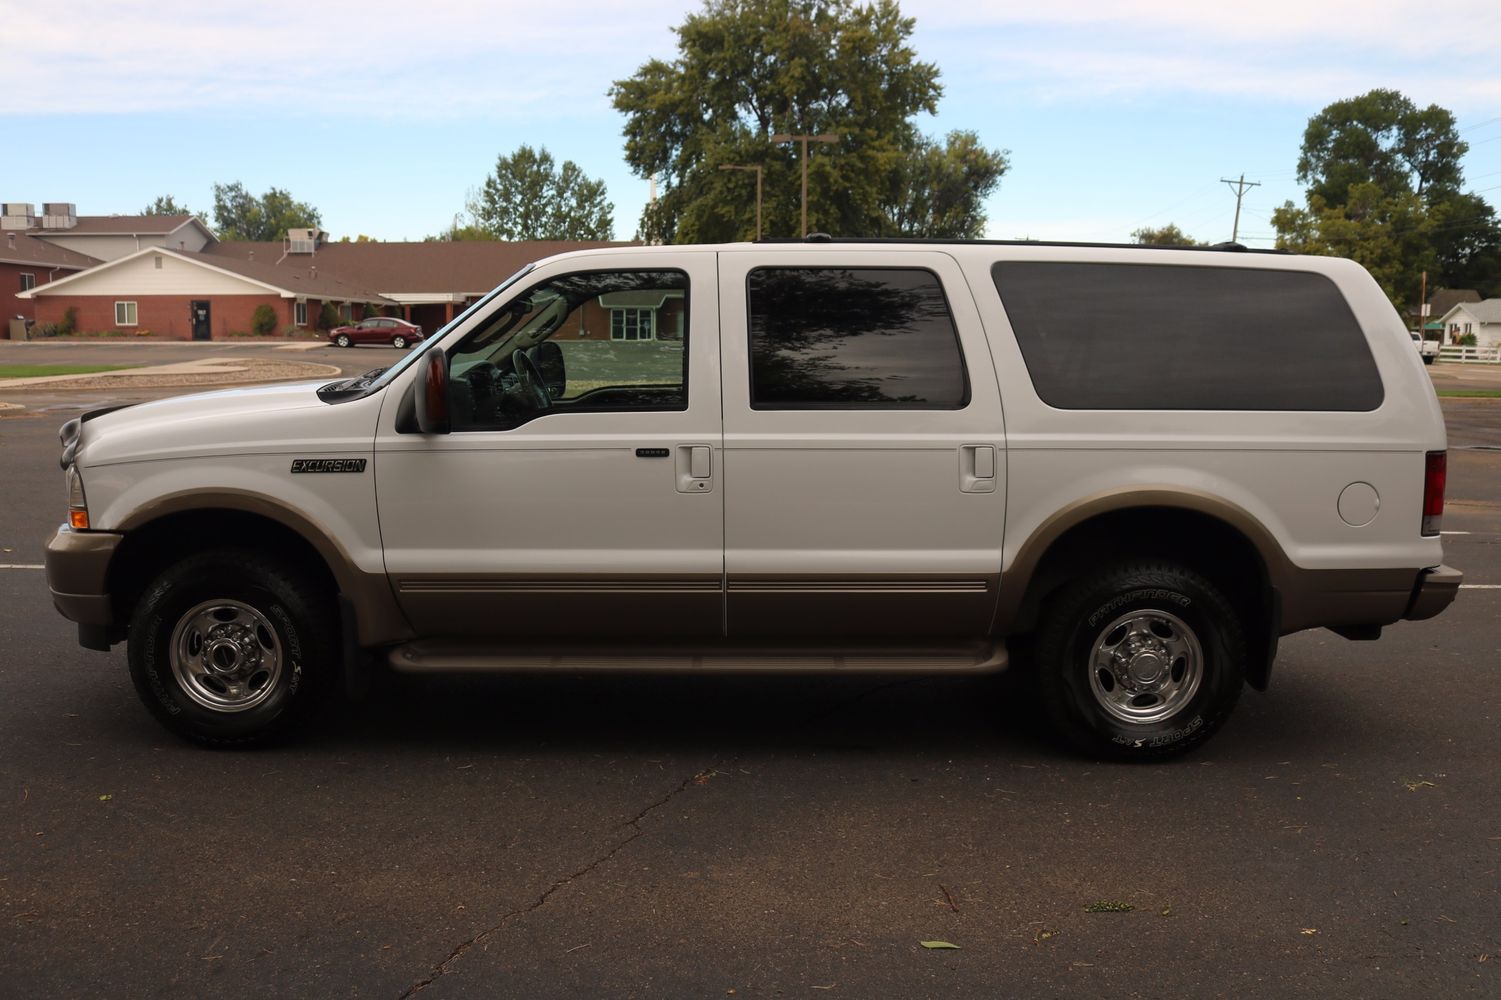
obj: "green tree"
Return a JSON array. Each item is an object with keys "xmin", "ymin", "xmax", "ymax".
[
  {"xmin": 883, "ymin": 131, "xmax": 1008, "ymax": 238},
  {"xmin": 141, "ymin": 195, "xmax": 195, "ymax": 217},
  {"xmin": 1272, "ymin": 185, "xmax": 1438, "ymax": 306},
  {"xmin": 1131, "ymin": 223, "xmax": 1201, "ymax": 246},
  {"xmin": 1276, "ymin": 89, "xmax": 1501, "ymax": 306},
  {"xmin": 211, "ymin": 181, "xmax": 322, "ymax": 241},
  {"xmin": 1297, "ymin": 89, "xmax": 1466, "ymax": 208},
  {"xmin": 469, "ymin": 146, "xmax": 614, "ymax": 240},
  {"xmin": 610, "ymin": 0, "xmax": 1007, "ymax": 243}
]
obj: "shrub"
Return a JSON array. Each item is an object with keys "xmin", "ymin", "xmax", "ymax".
[
  {"xmin": 317, "ymin": 302, "xmax": 340, "ymax": 330},
  {"xmin": 1459, "ymin": 332, "xmax": 1478, "ymax": 346},
  {"xmin": 251, "ymin": 303, "xmax": 278, "ymax": 336},
  {"xmin": 60, "ymin": 307, "xmax": 78, "ymax": 336}
]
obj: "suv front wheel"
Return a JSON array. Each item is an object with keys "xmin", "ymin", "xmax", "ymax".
[
  {"xmin": 127, "ymin": 550, "xmax": 334, "ymax": 746},
  {"xmin": 1033, "ymin": 562, "xmax": 1246, "ymax": 760}
]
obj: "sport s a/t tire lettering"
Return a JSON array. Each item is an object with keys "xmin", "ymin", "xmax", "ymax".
[{"xmin": 1033, "ymin": 562, "xmax": 1247, "ymax": 761}]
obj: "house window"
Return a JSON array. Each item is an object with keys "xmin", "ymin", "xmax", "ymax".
[
  {"xmin": 340, "ymin": 303, "xmax": 352, "ymax": 322},
  {"xmin": 610, "ymin": 308, "xmax": 655, "ymax": 341},
  {"xmin": 295, "ymin": 301, "xmax": 307, "ymax": 326},
  {"xmin": 19, "ymin": 273, "xmax": 35, "ymax": 292},
  {"xmin": 114, "ymin": 301, "xmax": 138, "ymax": 326},
  {"xmin": 154, "ymin": 255, "xmax": 162, "ymax": 269}
]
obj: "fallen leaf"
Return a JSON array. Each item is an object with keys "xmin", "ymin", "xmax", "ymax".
[
  {"xmin": 920, "ymin": 940, "xmax": 960, "ymax": 950},
  {"xmin": 1084, "ymin": 900, "xmax": 1134, "ymax": 913},
  {"xmin": 1301, "ymin": 928, "xmax": 1319, "ymax": 936},
  {"xmin": 98, "ymin": 794, "xmax": 112, "ymax": 802}
]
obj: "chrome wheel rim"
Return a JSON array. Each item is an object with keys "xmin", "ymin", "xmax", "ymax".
[
  {"xmin": 392, "ymin": 336, "xmax": 406, "ymax": 348},
  {"xmin": 169, "ymin": 599, "xmax": 283, "ymax": 713},
  {"xmin": 1087, "ymin": 609, "xmax": 1203, "ymax": 725}
]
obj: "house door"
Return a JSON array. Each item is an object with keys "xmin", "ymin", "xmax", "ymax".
[{"xmin": 190, "ymin": 301, "xmax": 212, "ymax": 341}]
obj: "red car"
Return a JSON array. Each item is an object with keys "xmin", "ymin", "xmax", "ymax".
[{"xmin": 328, "ymin": 317, "xmax": 423, "ymax": 349}]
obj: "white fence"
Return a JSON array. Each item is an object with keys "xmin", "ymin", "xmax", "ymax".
[{"xmin": 1438, "ymin": 345, "xmax": 1501, "ymax": 364}]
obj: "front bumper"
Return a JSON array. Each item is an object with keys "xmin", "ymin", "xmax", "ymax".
[
  {"xmin": 1404, "ymin": 564, "xmax": 1463, "ymax": 621},
  {"xmin": 45, "ymin": 526, "xmax": 123, "ymax": 647}
]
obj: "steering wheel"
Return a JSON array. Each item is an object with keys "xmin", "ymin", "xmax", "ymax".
[{"xmin": 511, "ymin": 349, "xmax": 552, "ymax": 412}]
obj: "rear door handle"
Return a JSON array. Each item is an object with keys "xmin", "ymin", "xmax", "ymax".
[
  {"xmin": 960, "ymin": 444, "xmax": 996, "ymax": 493},
  {"xmin": 675, "ymin": 444, "xmax": 714, "ymax": 494}
]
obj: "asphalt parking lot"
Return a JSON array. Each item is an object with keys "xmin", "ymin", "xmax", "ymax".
[{"xmin": 1, "ymin": 351, "xmax": 1498, "ymax": 998}]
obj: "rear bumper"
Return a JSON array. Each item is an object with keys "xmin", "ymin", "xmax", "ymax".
[
  {"xmin": 1404, "ymin": 564, "xmax": 1463, "ymax": 621},
  {"xmin": 45, "ymin": 526, "xmax": 122, "ymax": 630}
]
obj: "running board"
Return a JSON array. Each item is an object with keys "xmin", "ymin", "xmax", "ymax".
[{"xmin": 388, "ymin": 641, "xmax": 1007, "ymax": 675}]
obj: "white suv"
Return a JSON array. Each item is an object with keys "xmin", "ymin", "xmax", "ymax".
[{"xmin": 45, "ymin": 240, "xmax": 1461, "ymax": 758}]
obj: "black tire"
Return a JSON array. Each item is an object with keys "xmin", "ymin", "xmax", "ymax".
[
  {"xmin": 391, "ymin": 335, "xmax": 408, "ymax": 349},
  {"xmin": 127, "ymin": 550, "xmax": 336, "ymax": 746},
  {"xmin": 1422, "ymin": 354, "xmax": 1435, "ymax": 365},
  {"xmin": 1032, "ymin": 562, "xmax": 1246, "ymax": 761},
  {"xmin": 334, "ymin": 333, "xmax": 352, "ymax": 348}
]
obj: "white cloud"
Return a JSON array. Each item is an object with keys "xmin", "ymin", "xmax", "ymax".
[
  {"xmin": 907, "ymin": 0, "xmax": 1501, "ymax": 106},
  {"xmin": 5, "ymin": 0, "xmax": 691, "ymax": 116}
]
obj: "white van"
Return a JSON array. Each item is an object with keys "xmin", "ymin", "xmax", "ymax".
[{"xmin": 45, "ymin": 240, "xmax": 1461, "ymax": 758}]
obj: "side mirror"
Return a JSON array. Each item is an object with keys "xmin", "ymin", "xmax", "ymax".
[{"xmin": 414, "ymin": 346, "xmax": 450, "ymax": 434}]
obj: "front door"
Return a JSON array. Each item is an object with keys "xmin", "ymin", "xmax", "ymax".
[
  {"xmin": 190, "ymin": 300, "xmax": 211, "ymax": 341},
  {"xmin": 374, "ymin": 252, "xmax": 724, "ymax": 640},
  {"xmin": 716, "ymin": 250, "xmax": 1007, "ymax": 639}
]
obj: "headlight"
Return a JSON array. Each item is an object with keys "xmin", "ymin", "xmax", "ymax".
[{"xmin": 66, "ymin": 465, "xmax": 90, "ymax": 530}]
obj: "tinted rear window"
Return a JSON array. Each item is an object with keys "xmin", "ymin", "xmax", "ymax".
[
  {"xmin": 748, "ymin": 267, "xmax": 969, "ymax": 408},
  {"xmin": 991, "ymin": 261, "xmax": 1384, "ymax": 411}
]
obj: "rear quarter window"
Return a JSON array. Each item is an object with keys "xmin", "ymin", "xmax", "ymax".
[{"xmin": 991, "ymin": 261, "xmax": 1384, "ymax": 411}]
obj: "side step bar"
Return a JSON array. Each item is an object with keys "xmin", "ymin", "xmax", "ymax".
[{"xmin": 388, "ymin": 641, "xmax": 1007, "ymax": 675}]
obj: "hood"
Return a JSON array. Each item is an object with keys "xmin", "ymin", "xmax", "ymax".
[{"xmin": 77, "ymin": 380, "xmax": 381, "ymax": 467}]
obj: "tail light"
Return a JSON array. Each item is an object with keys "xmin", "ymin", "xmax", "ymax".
[{"xmin": 1422, "ymin": 451, "xmax": 1446, "ymax": 536}]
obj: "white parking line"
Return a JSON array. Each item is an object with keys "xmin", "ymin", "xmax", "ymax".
[
  {"xmin": 0, "ymin": 564, "xmax": 43, "ymax": 570},
  {"xmin": 1441, "ymin": 531, "xmax": 1471, "ymax": 535}
]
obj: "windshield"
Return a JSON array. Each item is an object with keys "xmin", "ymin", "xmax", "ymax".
[{"xmin": 367, "ymin": 263, "xmax": 536, "ymax": 388}]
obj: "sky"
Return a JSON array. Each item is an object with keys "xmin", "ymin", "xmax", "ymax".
[{"xmin": 4, "ymin": 0, "xmax": 1501, "ymax": 249}]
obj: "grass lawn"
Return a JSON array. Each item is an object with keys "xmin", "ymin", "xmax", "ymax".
[
  {"xmin": 1436, "ymin": 389, "xmax": 1501, "ymax": 398},
  {"xmin": 0, "ymin": 364, "xmax": 141, "ymax": 379}
]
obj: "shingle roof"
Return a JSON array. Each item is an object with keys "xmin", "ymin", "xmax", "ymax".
[
  {"xmin": 26, "ymin": 246, "xmax": 393, "ymax": 304},
  {"xmin": 0, "ymin": 232, "xmax": 99, "ymax": 270},
  {"xmin": 188, "ymin": 250, "xmax": 392, "ymax": 303},
  {"xmin": 41, "ymin": 214, "xmax": 199, "ymax": 235},
  {"xmin": 204, "ymin": 239, "xmax": 636, "ymax": 295},
  {"xmin": 1457, "ymin": 299, "xmax": 1501, "ymax": 323}
]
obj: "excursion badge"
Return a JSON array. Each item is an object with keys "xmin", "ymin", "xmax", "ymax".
[{"xmin": 290, "ymin": 458, "xmax": 368, "ymax": 473}]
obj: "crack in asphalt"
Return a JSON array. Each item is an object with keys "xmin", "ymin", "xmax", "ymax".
[{"xmin": 396, "ymin": 760, "xmax": 723, "ymax": 998}]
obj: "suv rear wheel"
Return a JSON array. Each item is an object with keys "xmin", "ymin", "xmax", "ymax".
[
  {"xmin": 127, "ymin": 550, "xmax": 335, "ymax": 746},
  {"xmin": 1033, "ymin": 562, "xmax": 1246, "ymax": 760}
]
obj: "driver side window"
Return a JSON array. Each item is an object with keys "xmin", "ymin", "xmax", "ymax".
[{"xmin": 446, "ymin": 269, "xmax": 689, "ymax": 431}]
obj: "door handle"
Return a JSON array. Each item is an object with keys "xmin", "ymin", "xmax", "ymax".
[
  {"xmin": 960, "ymin": 445, "xmax": 996, "ymax": 494},
  {"xmin": 675, "ymin": 444, "xmax": 714, "ymax": 494}
]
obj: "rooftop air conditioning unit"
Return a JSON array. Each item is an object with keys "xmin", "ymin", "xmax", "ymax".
[
  {"xmin": 3, "ymin": 203, "xmax": 36, "ymax": 217},
  {"xmin": 42, "ymin": 202, "xmax": 76, "ymax": 217},
  {"xmin": 286, "ymin": 227, "xmax": 320, "ymax": 254}
]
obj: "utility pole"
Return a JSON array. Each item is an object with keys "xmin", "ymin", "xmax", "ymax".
[
  {"xmin": 771, "ymin": 133, "xmax": 839, "ymax": 237},
  {"xmin": 1220, "ymin": 173, "xmax": 1261, "ymax": 243},
  {"xmin": 719, "ymin": 163, "xmax": 764, "ymax": 241}
]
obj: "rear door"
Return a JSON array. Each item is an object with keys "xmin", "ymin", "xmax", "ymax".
[{"xmin": 717, "ymin": 250, "xmax": 1006, "ymax": 639}]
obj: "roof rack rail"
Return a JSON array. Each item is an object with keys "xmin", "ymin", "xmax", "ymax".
[{"xmin": 749, "ymin": 236, "xmax": 1287, "ymax": 254}]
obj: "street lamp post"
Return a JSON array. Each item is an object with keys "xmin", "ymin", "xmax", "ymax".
[
  {"xmin": 770, "ymin": 133, "xmax": 839, "ymax": 237},
  {"xmin": 718, "ymin": 163, "xmax": 763, "ymax": 241}
]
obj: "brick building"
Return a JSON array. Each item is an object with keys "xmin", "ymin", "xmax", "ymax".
[
  {"xmin": 2, "ymin": 231, "xmax": 98, "ymax": 322},
  {"xmin": 12, "ymin": 202, "xmax": 634, "ymax": 340}
]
